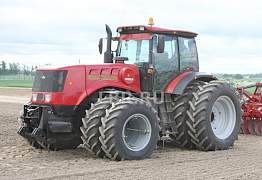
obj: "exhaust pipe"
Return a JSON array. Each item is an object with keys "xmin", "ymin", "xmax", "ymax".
[{"xmin": 104, "ymin": 24, "xmax": 113, "ymax": 63}]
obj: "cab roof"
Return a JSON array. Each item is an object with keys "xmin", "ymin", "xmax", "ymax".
[{"xmin": 117, "ymin": 25, "xmax": 198, "ymax": 38}]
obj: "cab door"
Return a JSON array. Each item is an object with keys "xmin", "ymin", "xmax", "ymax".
[{"xmin": 153, "ymin": 35, "xmax": 179, "ymax": 91}]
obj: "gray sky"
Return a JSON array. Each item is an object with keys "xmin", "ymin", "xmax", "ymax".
[{"xmin": 0, "ymin": 0, "xmax": 261, "ymax": 73}]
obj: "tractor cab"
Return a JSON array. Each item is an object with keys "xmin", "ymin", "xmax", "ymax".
[{"xmin": 100, "ymin": 20, "xmax": 199, "ymax": 91}]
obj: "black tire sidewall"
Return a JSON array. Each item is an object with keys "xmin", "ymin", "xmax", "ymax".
[
  {"xmin": 113, "ymin": 102, "xmax": 159, "ymax": 160},
  {"xmin": 204, "ymin": 85, "xmax": 241, "ymax": 149}
]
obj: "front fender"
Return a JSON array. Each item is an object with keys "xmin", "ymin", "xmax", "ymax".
[{"xmin": 164, "ymin": 71, "xmax": 217, "ymax": 95}]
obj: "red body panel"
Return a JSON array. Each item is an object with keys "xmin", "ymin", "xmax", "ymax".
[
  {"xmin": 85, "ymin": 64, "xmax": 141, "ymax": 97},
  {"xmin": 164, "ymin": 71, "xmax": 191, "ymax": 94},
  {"xmin": 33, "ymin": 64, "xmax": 141, "ymax": 106},
  {"xmin": 120, "ymin": 33, "xmax": 152, "ymax": 40},
  {"xmin": 32, "ymin": 65, "xmax": 87, "ymax": 105}
]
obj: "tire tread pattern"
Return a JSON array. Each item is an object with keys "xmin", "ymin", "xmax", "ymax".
[
  {"xmin": 81, "ymin": 97, "xmax": 118, "ymax": 157},
  {"xmin": 170, "ymin": 81, "xmax": 205, "ymax": 149},
  {"xmin": 99, "ymin": 97, "xmax": 160, "ymax": 160},
  {"xmin": 186, "ymin": 81, "xmax": 238, "ymax": 151}
]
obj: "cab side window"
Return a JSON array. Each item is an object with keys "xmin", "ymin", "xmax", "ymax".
[
  {"xmin": 153, "ymin": 35, "xmax": 179, "ymax": 72},
  {"xmin": 178, "ymin": 37, "xmax": 198, "ymax": 71}
]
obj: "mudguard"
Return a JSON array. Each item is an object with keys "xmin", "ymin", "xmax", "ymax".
[{"xmin": 164, "ymin": 71, "xmax": 217, "ymax": 95}]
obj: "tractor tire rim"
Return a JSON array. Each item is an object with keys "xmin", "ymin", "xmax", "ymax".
[
  {"xmin": 122, "ymin": 114, "xmax": 152, "ymax": 152},
  {"xmin": 211, "ymin": 96, "xmax": 236, "ymax": 140}
]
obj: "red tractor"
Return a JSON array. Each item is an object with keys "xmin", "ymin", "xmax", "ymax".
[
  {"xmin": 18, "ymin": 21, "xmax": 241, "ymax": 160},
  {"xmin": 237, "ymin": 83, "xmax": 262, "ymax": 135}
]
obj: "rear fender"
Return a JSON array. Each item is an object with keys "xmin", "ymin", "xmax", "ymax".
[{"xmin": 165, "ymin": 71, "xmax": 217, "ymax": 95}]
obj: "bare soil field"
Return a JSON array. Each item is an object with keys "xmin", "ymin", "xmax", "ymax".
[{"xmin": 0, "ymin": 88, "xmax": 262, "ymax": 180}]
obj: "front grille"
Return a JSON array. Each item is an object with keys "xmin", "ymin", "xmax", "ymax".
[{"xmin": 33, "ymin": 70, "xmax": 67, "ymax": 92}]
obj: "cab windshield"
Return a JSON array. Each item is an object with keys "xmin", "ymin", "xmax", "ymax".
[{"xmin": 118, "ymin": 39, "xmax": 150, "ymax": 64}]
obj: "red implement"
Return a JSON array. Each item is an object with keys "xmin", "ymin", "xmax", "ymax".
[{"xmin": 237, "ymin": 82, "xmax": 262, "ymax": 136}]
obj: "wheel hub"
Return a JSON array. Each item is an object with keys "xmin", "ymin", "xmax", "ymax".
[
  {"xmin": 211, "ymin": 96, "xmax": 236, "ymax": 140},
  {"xmin": 122, "ymin": 114, "xmax": 152, "ymax": 151}
]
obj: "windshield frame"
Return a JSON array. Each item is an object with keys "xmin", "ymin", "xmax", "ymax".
[{"xmin": 116, "ymin": 33, "xmax": 154, "ymax": 65}]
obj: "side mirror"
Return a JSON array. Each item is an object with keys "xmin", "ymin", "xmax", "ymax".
[
  {"xmin": 157, "ymin": 35, "xmax": 165, "ymax": 53},
  {"xmin": 98, "ymin": 38, "xmax": 103, "ymax": 54}
]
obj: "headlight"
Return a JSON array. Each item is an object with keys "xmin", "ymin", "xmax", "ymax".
[
  {"xmin": 44, "ymin": 94, "xmax": 52, "ymax": 103},
  {"xmin": 32, "ymin": 93, "xmax": 37, "ymax": 102}
]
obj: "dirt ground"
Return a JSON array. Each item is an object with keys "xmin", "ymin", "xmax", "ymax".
[{"xmin": 0, "ymin": 88, "xmax": 262, "ymax": 180}]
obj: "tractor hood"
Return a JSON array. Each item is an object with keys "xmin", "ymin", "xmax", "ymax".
[
  {"xmin": 32, "ymin": 64, "xmax": 141, "ymax": 106},
  {"xmin": 84, "ymin": 63, "xmax": 141, "ymax": 95}
]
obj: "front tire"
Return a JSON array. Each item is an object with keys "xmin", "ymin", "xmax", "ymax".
[
  {"xmin": 80, "ymin": 97, "xmax": 118, "ymax": 157},
  {"xmin": 99, "ymin": 97, "xmax": 160, "ymax": 160},
  {"xmin": 187, "ymin": 81, "xmax": 241, "ymax": 150}
]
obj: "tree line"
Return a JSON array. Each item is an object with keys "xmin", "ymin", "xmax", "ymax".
[
  {"xmin": 216, "ymin": 73, "xmax": 262, "ymax": 80},
  {"xmin": 0, "ymin": 61, "xmax": 36, "ymax": 76}
]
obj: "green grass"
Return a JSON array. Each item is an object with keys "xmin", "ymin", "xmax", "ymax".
[
  {"xmin": 0, "ymin": 74, "xmax": 34, "ymax": 88},
  {"xmin": 0, "ymin": 74, "xmax": 34, "ymax": 80},
  {"xmin": 0, "ymin": 80, "xmax": 33, "ymax": 88}
]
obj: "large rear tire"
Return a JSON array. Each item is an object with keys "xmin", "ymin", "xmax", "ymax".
[
  {"xmin": 80, "ymin": 97, "xmax": 118, "ymax": 157},
  {"xmin": 187, "ymin": 81, "xmax": 241, "ymax": 150},
  {"xmin": 170, "ymin": 81, "xmax": 205, "ymax": 149},
  {"xmin": 99, "ymin": 97, "xmax": 160, "ymax": 160}
]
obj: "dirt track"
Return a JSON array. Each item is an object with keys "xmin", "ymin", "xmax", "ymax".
[{"xmin": 0, "ymin": 88, "xmax": 262, "ymax": 180}]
